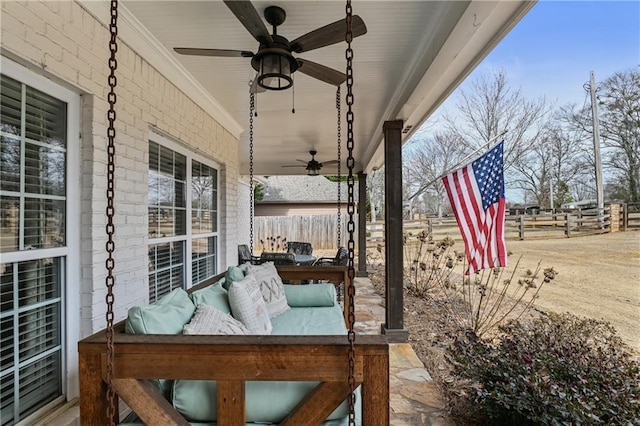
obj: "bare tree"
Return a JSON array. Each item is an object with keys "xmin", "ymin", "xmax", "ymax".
[
  {"xmin": 512, "ymin": 122, "xmax": 591, "ymax": 207},
  {"xmin": 444, "ymin": 69, "xmax": 550, "ymax": 170},
  {"xmin": 403, "ymin": 130, "xmax": 467, "ymax": 217},
  {"xmin": 597, "ymin": 67, "xmax": 640, "ymax": 202},
  {"xmin": 367, "ymin": 168, "xmax": 385, "ymax": 222}
]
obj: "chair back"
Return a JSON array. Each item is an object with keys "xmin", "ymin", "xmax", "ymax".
[
  {"xmin": 260, "ymin": 252, "xmax": 297, "ymax": 266},
  {"xmin": 238, "ymin": 244, "xmax": 253, "ymax": 264},
  {"xmin": 334, "ymin": 247, "xmax": 349, "ymax": 266},
  {"xmin": 286, "ymin": 241, "xmax": 313, "ymax": 256}
]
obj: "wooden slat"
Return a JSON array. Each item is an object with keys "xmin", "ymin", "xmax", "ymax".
[
  {"xmin": 111, "ymin": 378, "xmax": 189, "ymax": 426},
  {"xmin": 217, "ymin": 381, "xmax": 245, "ymax": 426},
  {"xmin": 363, "ymin": 354, "xmax": 390, "ymax": 425},
  {"xmin": 280, "ymin": 381, "xmax": 355, "ymax": 426},
  {"xmin": 111, "ymin": 353, "xmax": 364, "ymax": 382},
  {"xmin": 79, "ymin": 352, "xmax": 117, "ymax": 426}
]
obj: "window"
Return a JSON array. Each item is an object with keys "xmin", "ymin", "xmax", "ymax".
[
  {"xmin": 0, "ymin": 70, "xmax": 74, "ymax": 425},
  {"xmin": 148, "ymin": 139, "xmax": 218, "ymax": 302}
]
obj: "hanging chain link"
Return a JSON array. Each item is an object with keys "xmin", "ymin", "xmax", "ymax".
[
  {"xmin": 345, "ymin": 1, "xmax": 357, "ymax": 425},
  {"xmin": 249, "ymin": 92, "xmax": 255, "ymax": 254},
  {"xmin": 336, "ymin": 87, "xmax": 342, "ymax": 248},
  {"xmin": 105, "ymin": 0, "xmax": 119, "ymax": 424}
]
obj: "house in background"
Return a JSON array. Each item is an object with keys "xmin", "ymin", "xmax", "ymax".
[{"xmin": 256, "ymin": 175, "xmax": 350, "ymax": 217}]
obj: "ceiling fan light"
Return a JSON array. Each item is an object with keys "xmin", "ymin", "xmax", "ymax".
[
  {"xmin": 258, "ymin": 53, "xmax": 293, "ymax": 91},
  {"xmin": 307, "ymin": 168, "xmax": 320, "ymax": 176}
]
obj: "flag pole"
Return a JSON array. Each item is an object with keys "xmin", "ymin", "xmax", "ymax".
[{"xmin": 408, "ymin": 129, "xmax": 508, "ymax": 201}]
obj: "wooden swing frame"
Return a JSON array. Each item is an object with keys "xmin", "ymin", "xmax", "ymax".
[{"xmin": 78, "ymin": 267, "xmax": 389, "ymax": 425}]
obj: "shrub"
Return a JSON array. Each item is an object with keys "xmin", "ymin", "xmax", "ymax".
[
  {"xmin": 440, "ymin": 259, "xmax": 556, "ymax": 338},
  {"xmin": 451, "ymin": 313, "xmax": 640, "ymax": 425},
  {"xmin": 402, "ymin": 231, "xmax": 463, "ymax": 297}
]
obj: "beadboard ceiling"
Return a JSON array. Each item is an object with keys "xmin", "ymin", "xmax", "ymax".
[{"xmin": 120, "ymin": 0, "xmax": 534, "ymax": 175}]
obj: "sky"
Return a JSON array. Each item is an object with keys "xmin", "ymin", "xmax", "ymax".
[{"xmin": 416, "ymin": 0, "xmax": 640, "ymax": 202}]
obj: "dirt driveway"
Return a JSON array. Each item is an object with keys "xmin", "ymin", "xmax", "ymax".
[{"xmin": 503, "ymin": 231, "xmax": 640, "ymax": 351}]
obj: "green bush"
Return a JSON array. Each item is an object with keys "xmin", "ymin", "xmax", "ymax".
[{"xmin": 451, "ymin": 313, "xmax": 640, "ymax": 425}]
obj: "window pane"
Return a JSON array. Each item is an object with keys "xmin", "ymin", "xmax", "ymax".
[
  {"xmin": 191, "ymin": 160, "xmax": 217, "ymax": 235},
  {"xmin": 191, "ymin": 237, "xmax": 216, "ymax": 285},
  {"xmin": 23, "ymin": 198, "xmax": 65, "ymax": 249},
  {"xmin": 18, "ymin": 352, "xmax": 61, "ymax": 420},
  {"xmin": 0, "ymin": 74, "xmax": 22, "ymax": 137},
  {"xmin": 24, "ymin": 142, "xmax": 65, "ymax": 196},
  {"xmin": 1, "ymin": 315, "xmax": 14, "ymax": 370},
  {"xmin": 0, "ymin": 197, "xmax": 19, "ymax": 253},
  {"xmin": 175, "ymin": 209, "xmax": 186, "ymax": 235},
  {"xmin": 148, "ymin": 207, "xmax": 159, "ymax": 238},
  {"xmin": 148, "ymin": 242, "xmax": 184, "ymax": 303},
  {"xmin": 1, "ymin": 373, "xmax": 15, "ymax": 425},
  {"xmin": 1, "ymin": 135, "xmax": 21, "ymax": 192},
  {"xmin": 18, "ymin": 259, "xmax": 60, "ymax": 308},
  {"xmin": 24, "ymin": 86, "xmax": 66, "ymax": 149}
]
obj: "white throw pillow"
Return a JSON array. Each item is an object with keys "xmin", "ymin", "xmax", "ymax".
[
  {"xmin": 228, "ymin": 274, "xmax": 273, "ymax": 335},
  {"xmin": 183, "ymin": 304, "xmax": 248, "ymax": 335},
  {"xmin": 247, "ymin": 262, "xmax": 290, "ymax": 318}
]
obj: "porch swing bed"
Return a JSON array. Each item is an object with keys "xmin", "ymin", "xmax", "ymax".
[{"xmin": 78, "ymin": 266, "xmax": 389, "ymax": 425}]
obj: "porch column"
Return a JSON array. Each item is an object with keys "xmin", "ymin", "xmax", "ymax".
[
  {"xmin": 357, "ymin": 172, "xmax": 368, "ymax": 277},
  {"xmin": 382, "ymin": 120, "xmax": 408, "ymax": 342}
]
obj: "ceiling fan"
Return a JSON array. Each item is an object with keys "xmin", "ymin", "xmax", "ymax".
[
  {"xmin": 281, "ymin": 150, "xmax": 339, "ymax": 176},
  {"xmin": 174, "ymin": 1, "xmax": 367, "ymax": 91}
]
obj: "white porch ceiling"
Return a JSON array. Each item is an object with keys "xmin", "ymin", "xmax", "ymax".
[{"xmin": 116, "ymin": 0, "xmax": 534, "ymax": 176}]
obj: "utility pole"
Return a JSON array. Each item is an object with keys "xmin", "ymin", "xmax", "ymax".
[
  {"xmin": 588, "ymin": 71, "xmax": 604, "ymax": 220},
  {"xmin": 549, "ymin": 178, "xmax": 554, "ymax": 211}
]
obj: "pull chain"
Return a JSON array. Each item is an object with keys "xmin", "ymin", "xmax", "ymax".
[
  {"xmin": 105, "ymin": 0, "xmax": 119, "ymax": 424},
  {"xmin": 344, "ymin": 1, "xmax": 357, "ymax": 425},
  {"xmin": 249, "ymin": 92, "xmax": 255, "ymax": 254}
]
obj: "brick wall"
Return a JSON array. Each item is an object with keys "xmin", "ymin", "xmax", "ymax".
[{"xmin": 1, "ymin": 1, "xmax": 241, "ymax": 335}]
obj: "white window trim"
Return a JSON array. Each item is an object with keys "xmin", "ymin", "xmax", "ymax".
[
  {"xmin": 1, "ymin": 57, "xmax": 81, "ymax": 401},
  {"xmin": 147, "ymin": 130, "xmax": 220, "ymax": 289}
]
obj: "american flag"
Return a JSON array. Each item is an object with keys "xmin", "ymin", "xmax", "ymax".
[{"xmin": 442, "ymin": 141, "xmax": 507, "ymax": 274}]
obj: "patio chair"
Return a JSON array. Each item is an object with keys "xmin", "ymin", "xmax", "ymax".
[
  {"xmin": 260, "ymin": 251, "xmax": 297, "ymax": 266},
  {"xmin": 238, "ymin": 244, "xmax": 260, "ymax": 265},
  {"xmin": 286, "ymin": 241, "xmax": 313, "ymax": 256},
  {"xmin": 313, "ymin": 247, "xmax": 348, "ymax": 266}
]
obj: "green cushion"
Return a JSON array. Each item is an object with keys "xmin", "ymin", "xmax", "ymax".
[
  {"xmin": 172, "ymin": 380, "xmax": 352, "ymax": 423},
  {"xmin": 125, "ymin": 288, "xmax": 195, "ymax": 335},
  {"xmin": 223, "ymin": 265, "xmax": 247, "ymax": 290},
  {"xmin": 270, "ymin": 305, "xmax": 347, "ymax": 336},
  {"xmin": 124, "ymin": 288, "xmax": 195, "ymax": 398},
  {"xmin": 189, "ymin": 280, "xmax": 231, "ymax": 314},
  {"xmin": 283, "ymin": 284, "xmax": 336, "ymax": 307}
]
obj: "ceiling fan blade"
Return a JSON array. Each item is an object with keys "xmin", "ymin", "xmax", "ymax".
[
  {"xmin": 321, "ymin": 160, "xmax": 340, "ymax": 166},
  {"xmin": 174, "ymin": 48, "xmax": 254, "ymax": 58},
  {"xmin": 223, "ymin": 1, "xmax": 273, "ymax": 44},
  {"xmin": 281, "ymin": 165, "xmax": 307, "ymax": 168},
  {"xmin": 291, "ymin": 15, "xmax": 367, "ymax": 53},
  {"xmin": 296, "ymin": 59, "xmax": 346, "ymax": 86}
]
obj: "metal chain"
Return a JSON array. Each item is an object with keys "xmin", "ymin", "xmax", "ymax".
[
  {"xmin": 344, "ymin": 1, "xmax": 357, "ymax": 424},
  {"xmin": 249, "ymin": 92, "xmax": 255, "ymax": 254},
  {"xmin": 105, "ymin": 0, "xmax": 119, "ymax": 424},
  {"xmin": 336, "ymin": 87, "xmax": 341, "ymax": 248}
]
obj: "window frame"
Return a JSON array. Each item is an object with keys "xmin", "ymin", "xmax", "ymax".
[
  {"xmin": 147, "ymin": 131, "xmax": 220, "ymax": 298},
  {"xmin": 0, "ymin": 57, "xmax": 81, "ymax": 421}
]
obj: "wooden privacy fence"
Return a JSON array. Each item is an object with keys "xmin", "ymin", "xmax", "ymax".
[
  {"xmin": 368, "ymin": 205, "xmax": 624, "ymax": 242},
  {"xmin": 254, "ymin": 214, "xmax": 352, "ymax": 251}
]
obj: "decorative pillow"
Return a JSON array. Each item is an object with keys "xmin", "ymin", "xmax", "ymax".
[
  {"xmin": 125, "ymin": 288, "xmax": 195, "ymax": 335},
  {"xmin": 228, "ymin": 274, "xmax": 273, "ymax": 334},
  {"xmin": 183, "ymin": 304, "xmax": 248, "ymax": 335},
  {"xmin": 247, "ymin": 262, "xmax": 290, "ymax": 318},
  {"xmin": 189, "ymin": 280, "xmax": 231, "ymax": 314},
  {"xmin": 223, "ymin": 265, "xmax": 247, "ymax": 290},
  {"xmin": 283, "ymin": 283, "xmax": 336, "ymax": 307}
]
